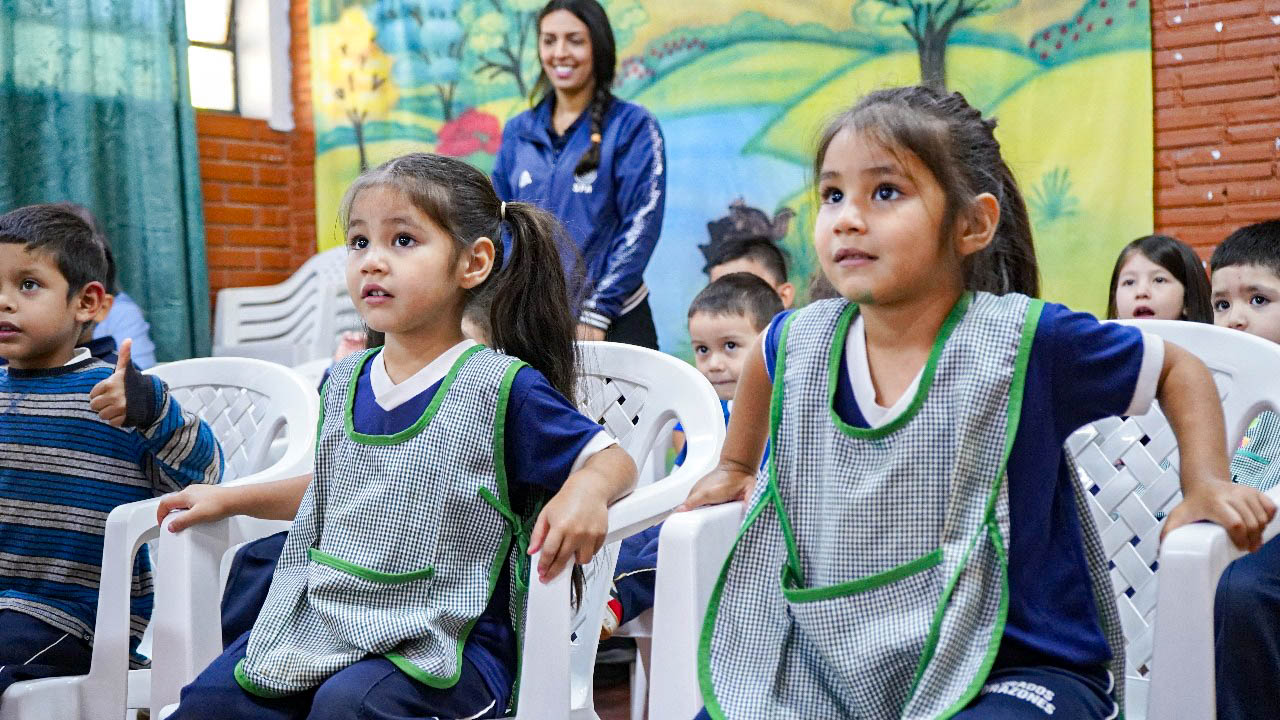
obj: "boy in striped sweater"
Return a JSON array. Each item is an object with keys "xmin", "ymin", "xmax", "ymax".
[{"xmin": 0, "ymin": 205, "xmax": 222, "ymax": 695}]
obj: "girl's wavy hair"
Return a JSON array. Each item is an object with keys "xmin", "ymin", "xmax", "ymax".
[
  {"xmin": 814, "ymin": 86, "xmax": 1040, "ymax": 297},
  {"xmin": 339, "ymin": 153, "xmax": 579, "ymax": 400},
  {"xmin": 532, "ymin": 0, "xmax": 616, "ymax": 178},
  {"xmin": 1107, "ymin": 234, "xmax": 1212, "ymax": 323}
]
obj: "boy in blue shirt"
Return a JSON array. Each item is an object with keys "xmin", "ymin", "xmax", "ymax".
[
  {"xmin": 602, "ymin": 273, "xmax": 782, "ymax": 637},
  {"xmin": 0, "ymin": 205, "xmax": 221, "ymax": 694},
  {"xmin": 1210, "ymin": 219, "xmax": 1280, "ymax": 720}
]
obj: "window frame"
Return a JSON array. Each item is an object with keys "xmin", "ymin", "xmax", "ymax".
[{"xmin": 188, "ymin": 0, "xmax": 239, "ymax": 114}]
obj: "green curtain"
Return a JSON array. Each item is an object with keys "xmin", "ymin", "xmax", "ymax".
[{"xmin": 0, "ymin": 0, "xmax": 209, "ymax": 360}]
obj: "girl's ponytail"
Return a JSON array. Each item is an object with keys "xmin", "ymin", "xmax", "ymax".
[{"xmin": 488, "ymin": 201, "xmax": 579, "ymax": 400}]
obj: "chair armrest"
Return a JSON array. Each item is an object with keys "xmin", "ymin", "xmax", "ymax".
[
  {"xmin": 149, "ymin": 513, "xmax": 292, "ymax": 710},
  {"xmin": 1149, "ymin": 485, "xmax": 1280, "ymax": 720},
  {"xmin": 514, "ymin": 549, "xmax": 573, "ymax": 718},
  {"xmin": 75, "ymin": 498, "xmax": 165, "ymax": 720},
  {"xmin": 648, "ymin": 502, "xmax": 744, "ymax": 720}
]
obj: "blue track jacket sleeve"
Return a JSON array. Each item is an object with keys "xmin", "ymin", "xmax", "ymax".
[
  {"xmin": 492, "ymin": 125, "xmax": 515, "ymax": 202},
  {"xmin": 580, "ymin": 111, "xmax": 666, "ymax": 326}
]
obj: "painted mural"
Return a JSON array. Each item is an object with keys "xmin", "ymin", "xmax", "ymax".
[{"xmin": 311, "ymin": 0, "xmax": 1154, "ymax": 355}]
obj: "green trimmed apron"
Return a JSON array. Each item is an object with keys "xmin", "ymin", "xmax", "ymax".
[
  {"xmin": 700, "ymin": 292, "xmax": 1119, "ymax": 719},
  {"xmin": 236, "ymin": 346, "xmax": 531, "ymax": 698}
]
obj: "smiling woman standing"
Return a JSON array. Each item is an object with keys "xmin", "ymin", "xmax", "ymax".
[{"xmin": 493, "ymin": 0, "xmax": 666, "ymax": 348}]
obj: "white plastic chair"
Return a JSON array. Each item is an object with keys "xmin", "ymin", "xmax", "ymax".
[
  {"xmin": 213, "ymin": 247, "xmax": 361, "ymax": 366},
  {"xmin": 0, "ymin": 358, "xmax": 319, "ymax": 720},
  {"xmin": 649, "ymin": 319, "xmax": 1280, "ymax": 720},
  {"xmin": 150, "ymin": 341, "xmax": 725, "ymax": 718}
]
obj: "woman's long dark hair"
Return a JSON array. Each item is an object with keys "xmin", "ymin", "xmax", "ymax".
[
  {"xmin": 533, "ymin": 0, "xmax": 616, "ymax": 178},
  {"xmin": 339, "ymin": 153, "xmax": 578, "ymax": 399},
  {"xmin": 814, "ymin": 86, "xmax": 1040, "ymax": 297},
  {"xmin": 1107, "ymin": 234, "xmax": 1212, "ymax": 323}
]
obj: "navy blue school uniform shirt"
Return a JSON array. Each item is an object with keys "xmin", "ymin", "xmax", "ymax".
[
  {"xmin": 763, "ymin": 301, "xmax": 1163, "ymax": 673},
  {"xmin": 492, "ymin": 96, "xmax": 665, "ymax": 331},
  {"xmin": 346, "ymin": 343, "xmax": 614, "ymax": 702}
]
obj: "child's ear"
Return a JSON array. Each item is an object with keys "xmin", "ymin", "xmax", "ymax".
[
  {"xmin": 776, "ymin": 281, "xmax": 796, "ymax": 309},
  {"xmin": 956, "ymin": 193, "xmax": 1000, "ymax": 258},
  {"xmin": 74, "ymin": 281, "xmax": 106, "ymax": 325},
  {"xmin": 459, "ymin": 237, "xmax": 495, "ymax": 290},
  {"xmin": 94, "ymin": 293, "xmax": 115, "ymax": 324}
]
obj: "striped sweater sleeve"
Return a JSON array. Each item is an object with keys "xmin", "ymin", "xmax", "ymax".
[{"xmin": 136, "ymin": 376, "xmax": 223, "ymax": 493}]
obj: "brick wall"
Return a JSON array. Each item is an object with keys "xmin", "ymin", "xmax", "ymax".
[
  {"xmin": 1152, "ymin": 0, "xmax": 1280, "ymax": 252},
  {"xmin": 197, "ymin": 0, "xmax": 315, "ymax": 302}
]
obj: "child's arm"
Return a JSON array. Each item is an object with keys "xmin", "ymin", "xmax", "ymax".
[
  {"xmin": 677, "ymin": 332, "xmax": 771, "ymax": 511},
  {"xmin": 528, "ymin": 445, "xmax": 636, "ymax": 583},
  {"xmin": 155, "ymin": 472, "xmax": 313, "ymax": 531},
  {"xmin": 1159, "ymin": 342, "xmax": 1277, "ymax": 550},
  {"xmin": 90, "ymin": 340, "xmax": 223, "ymax": 490}
]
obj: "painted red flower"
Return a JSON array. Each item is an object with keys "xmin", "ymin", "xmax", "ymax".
[{"xmin": 436, "ymin": 108, "xmax": 502, "ymax": 157}]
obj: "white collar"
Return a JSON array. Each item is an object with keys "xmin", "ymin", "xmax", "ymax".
[
  {"xmin": 65, "ymin": 347, "xmax": 91, "ymax": 366},
  {"xmin": 370, "ymin": 340, "xmax": 478, "ymax": 412},
  {"xmin": 846, "ymin": 314, "xmax": 923, "ymax": 428}
]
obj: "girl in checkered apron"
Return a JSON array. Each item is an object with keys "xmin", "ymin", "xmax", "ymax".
[
  {"xmin": 166, "ymin": 153, "xmax": 637, "ymax": 720},
  {"xmin": 679, "ymin": 86, "xmax": 1274, "ymax": 720}
]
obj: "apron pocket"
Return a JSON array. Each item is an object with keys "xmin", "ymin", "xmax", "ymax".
[
  {"xmin": 307, "ymin": 549, "xmax": 436, "ymax": 652},
  {"xmin": 782, "ymin": 549, "xmax": 942, "ymax": 714}
]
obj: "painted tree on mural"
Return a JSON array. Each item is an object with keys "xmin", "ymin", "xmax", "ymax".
[
  {"xmin": 320, "ymin": 8, "xmax": 398, "ymax": 170},
  {"xmin": 854, "ymin": 0, "xmax": 1018, "ymax": 90},
  {"xmin": 463, "ymin": 0, "xmax": 543, "ymax": 97},
  {"xmin": 372, "ymin": 0, "xmax": 467, "ymax": 120}
]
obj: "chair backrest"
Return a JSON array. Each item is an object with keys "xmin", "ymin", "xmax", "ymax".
[
  {"xmin": 1065, "ymin": 320, "xmax": 1280, "ymax": 718},
  {"xmin": 211, "ymin": 247, "xmax": 361, "ymax": 366},
  {"xmin": 555, "ymin": 342, "xmax": 724, "ymax": 713},
  {"xmin": 147, "ymin": 357, "xmax": 319, "ymax": 482}
]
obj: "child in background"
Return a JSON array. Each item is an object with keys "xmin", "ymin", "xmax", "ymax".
[
  {"xmin": 702, "ymin": 236, "xmax": 795, "ymax": 309},
  {"xmin": 680, "ymin": 86, "xmax": 1270, "ymax": 719},
  {"xmin": 164, "ymin": 153, "xmax": 636, "ymax": 720},
  {"xmin": 1108, "ymin": 234, "xmax": 1213, "ymax": 322},
  {"xmin": 1209, "ymin": 219, "xmax": 1280, "ymax": 720},
  {"xmin": 601, "ymin": 273, "xmax": 783, "ymax": 639},
  {"xmin": 701, "ymin": 198, "xmax": 796, "ymax": 308},
  {"xmin": 0, "ymin": 205, "xmax": 222, "ymax": 694}
]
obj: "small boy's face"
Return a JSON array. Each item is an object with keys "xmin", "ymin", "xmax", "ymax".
[
  {"xmin": 689, "ymin": 311, "xmax": 761, "ymax": 402},
  {"xmin": 0, "ymin": 244, "xmax": 100, "ymax": 369},
  {"xmin": 709, "ymin": 258, "xmax": 795, "ymax": 309},
  {"xmin": 1212, "ymin": 264, "xmax": 1280, "ymax": 345}
]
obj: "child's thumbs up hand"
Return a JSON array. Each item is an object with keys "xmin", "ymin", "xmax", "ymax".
[{"xmin": 89, "ymin": 339, "xmax": 135, "ymax": 427}]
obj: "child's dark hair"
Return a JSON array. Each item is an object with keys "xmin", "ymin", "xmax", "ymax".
[
  {"xmin": 1210, "ymin": 220, "xmax": 1280, "ymax": 280},
  {"xmin": 0, "ymin": 204, "xmax": 108, "ymax": 298},
  {"xmin": 701, "ymin": 236, "xmax": 789, "ymax": 285},
  {"xmin": 49, "ymin": 202, "xmax": 116, "ymax": 294},
  {"xmin": 1107, "ymin": 235, "xmax": 1212, "ymax": 323},
  {"xmin": 816, "ymin": 86, "xmax": 1039, "ymax": 297},
  {"xmin": 533, "ymin": 0, "xmax": 616, "ymax": 177},
  {"xmin": 688, "ymin": 272, "xmax": 784, "ymax": 331},
  {"xmin": 340, "ymin": 153, "xmax": 579, "ymax": 400}
]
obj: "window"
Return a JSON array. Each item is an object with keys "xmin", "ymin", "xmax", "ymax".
[{"xmin": 186, "ymin": 0, "xmax": 237, "ymax": 112}]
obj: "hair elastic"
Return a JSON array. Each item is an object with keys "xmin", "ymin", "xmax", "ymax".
[{"xmin": 500, "ymin": 201, "xmax": 506, "ymax": 220}]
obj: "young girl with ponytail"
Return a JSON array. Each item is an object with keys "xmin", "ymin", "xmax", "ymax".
[
  {"xmin": 492, "ymin": 0, "xmax": 666, "ymax": 348},
  {"xmin": 163, "ymin": 153, "xmax": 636, "ymax": 719},
  {"xmin": 681, "ymin": 87, "xmax": 1272, "ymax": 719}
]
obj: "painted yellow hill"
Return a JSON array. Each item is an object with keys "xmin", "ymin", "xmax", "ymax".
[
  {"xmin": 748, "ymin": 46, "xmax": 1038, "ymax": 165},
  {"xmin": 631, "ymin": 41, "xmax": 865, "ymax": 116},
  {"xmin": 620, "ymin": 2, "xmax": 857, "ymax": 56},
  {"xmin": 993, "ymin": 50, "xmax": 1154, "ymax": 312}
]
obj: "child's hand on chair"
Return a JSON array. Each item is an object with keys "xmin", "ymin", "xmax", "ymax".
[
  {"xmin": 677, "ymin": 465, "xmax": 755, "ymax": 512},
  {"xmin": 1164, "ymin": 481, "xmax": 1276, "ymax": 551}
]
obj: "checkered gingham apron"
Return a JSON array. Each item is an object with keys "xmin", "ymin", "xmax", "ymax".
[
  {"xmin": 1232, "ymin": 411, "xmax": 1280, "ymax": 491},
  {"xmin": 699, "ymin": 292, "xmax": 1125, "ymax": 719},
  {"xmin": 236, "ymin": 345, "xmax": 529, "ymax": 698}
]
